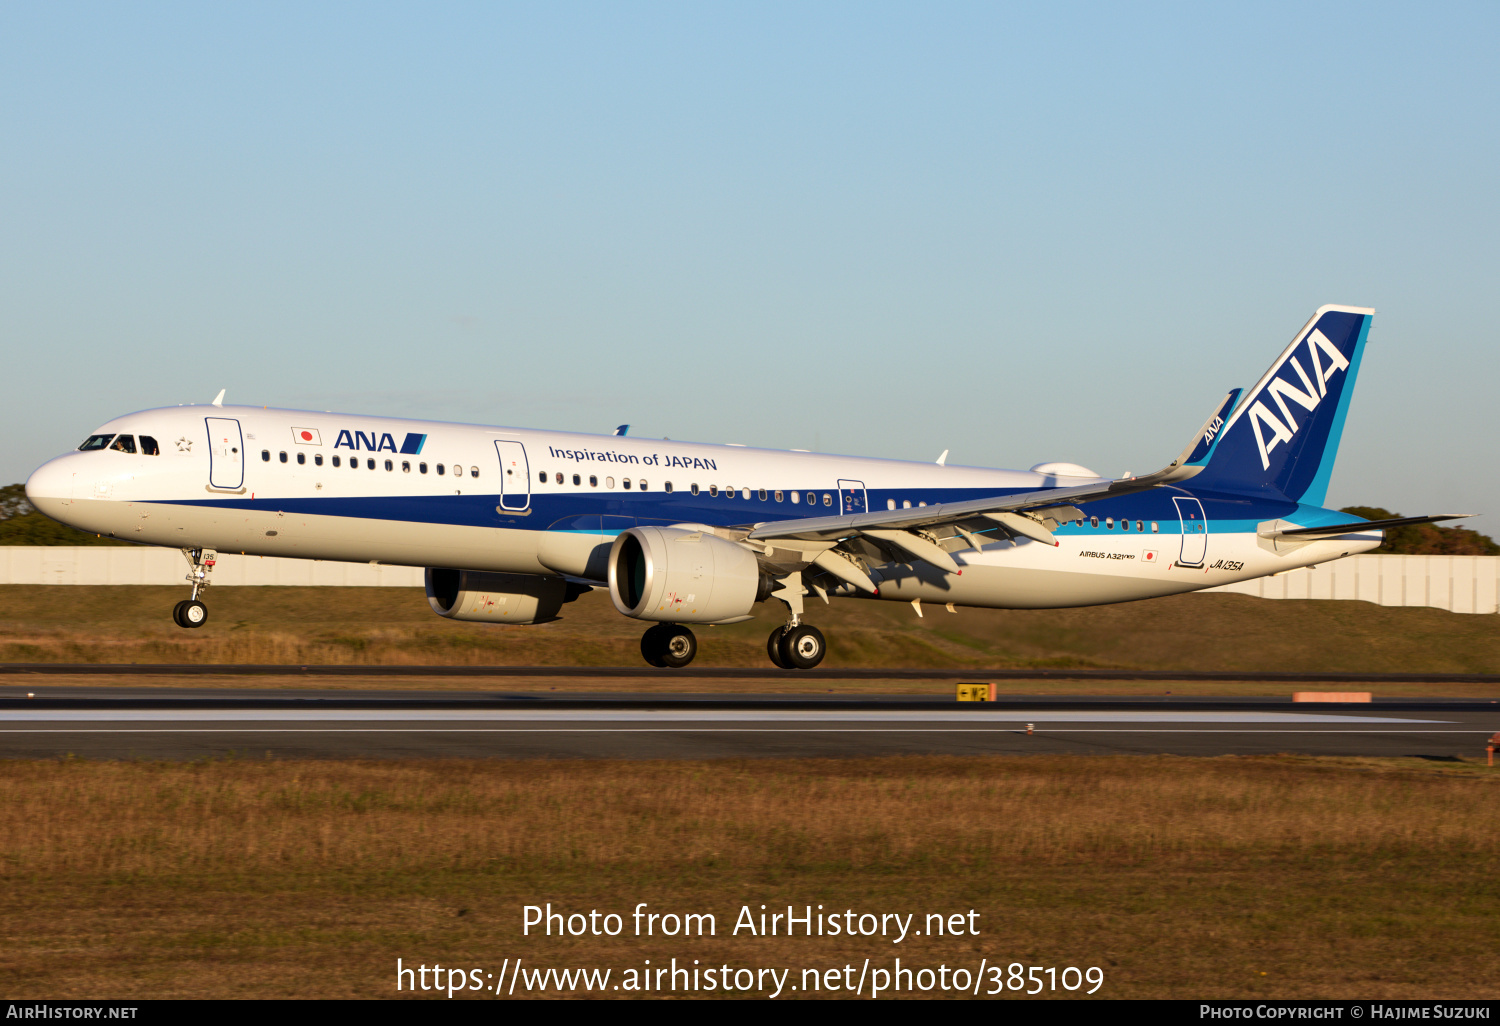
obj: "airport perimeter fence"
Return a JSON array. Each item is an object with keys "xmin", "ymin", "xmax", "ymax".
[{"xmin": 0, "ymin": 547, "xmax": 1496, "ymax": 614}]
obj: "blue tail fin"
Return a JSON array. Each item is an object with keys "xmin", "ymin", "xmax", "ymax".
[{"xmin": 1189, "ymin": 305, "xmax": 1373, "ymax": 504}]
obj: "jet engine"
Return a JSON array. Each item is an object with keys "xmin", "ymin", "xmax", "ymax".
[
  {"xmin": 425, "ymin": 568, "xmax": 576, "ymax": 624},
  {"xmin": 608, "ymin": 526, "xmax": 768, "ymax": 623}
]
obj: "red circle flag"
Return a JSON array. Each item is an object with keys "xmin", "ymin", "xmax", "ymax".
[{"xmin": 300, "ymin": 431, "xmax": 313, "ymax": 441}]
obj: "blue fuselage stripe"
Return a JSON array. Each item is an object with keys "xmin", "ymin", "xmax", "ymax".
[{"xmin": 150, "ymin": 486, "xmax": 1340, "ymax": 536}]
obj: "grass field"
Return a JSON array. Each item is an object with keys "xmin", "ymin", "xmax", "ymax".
[
  {"xmin": 1, "ymin": 754, "xmax": 1496, "ymax": 1000},
  {"xmin": 3, "ymin": 585, "xmax": 1500, "ymax": 676}
]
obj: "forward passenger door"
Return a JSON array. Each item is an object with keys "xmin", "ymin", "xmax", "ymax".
[{"xmin": 205, "ymin": 418, "xmax": 244, "ymax": 490}]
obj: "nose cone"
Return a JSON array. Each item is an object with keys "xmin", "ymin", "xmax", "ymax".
[{"xmin": 25, "ymin": 455, "xmax": 79, "ymax": 518}]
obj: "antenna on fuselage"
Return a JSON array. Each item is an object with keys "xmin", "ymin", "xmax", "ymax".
[{"xmin": 211, "ymin": 389, "xmax": 226, "ymax": 407}]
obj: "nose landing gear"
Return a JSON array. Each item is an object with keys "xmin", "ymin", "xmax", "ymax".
[{"xmin": 173, "ymin": 547, "xmax": 216, "ymax": 629}]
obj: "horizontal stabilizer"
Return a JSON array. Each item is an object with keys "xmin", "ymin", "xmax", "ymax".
[{"xmin": 1262, "ymin": 513, "xmax": 1474, "ymax": 540}]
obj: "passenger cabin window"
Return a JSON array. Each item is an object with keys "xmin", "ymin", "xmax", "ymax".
[
  {"xmin": 419, "ymin": 463, "xmax": 427, "ymax": 474},
  {"xmin": 297, "ymin": 452, "xmax": 306, "ymax": 465},
  {"xmin": 638, "ymin": 480, "xmax": 647, "ymax": 490},
  {"xmin": 384, "ymin": 459, "xmax": 393, "ymax": 471},
  {"xmin": 759, "ymin": 489, "xmax": 767, "ymax": 501},
  {"xmin": 332, "ymin": 455, "xmax": 341, "ymax": 467},
  {"xmin": 774, "ymin": 490, "xmax": 783, "ymax": 502},
  {"xmin": 1090, "ymin": 516, "xmax": 1099, "ymax": 528},
  {"xmin": 887, "ymin": 499, "xmax": 896, "ymax": 510},
  {"xmin": 555, "ymin": 472, "xmax": 563, "ymax": 484},
  {"xmin": 1136, "ymin": 520, "xmax": 1144, "ymax": 532},
  {"xmin": 314, "ymin": 454, "xmax": 323, "ymax": 466},
  {"xmin": 280, "ymin": 451, "xmax": 288, "ymax": 463},
  {"xmin": 572, "ymin": 473, "xmax": 581, "ymax": 486},
  {"xmin": 708, "ymin": 485, "xmax": 717, "ymax": 497},
  {"xmin": 903, "ymin": 500, "xmax": 911, "ymax": 509},
  {"xmin": 470, "ymin": 467, "xmax": 478, "ymax": 478},
  {"xmin": 78, "ymin": 434, "xmax": 113, "ymax": 451},
  {"xmin": 402, "ymin": 461, "xmax": 410, "ymax": 472},
  {"xmin": 623, "ymin": 478, "xmax": 632, "ymax": 490},
  {"xmin": 366, "ymin": 458, "xmax": 376, "ymax": 470},
  {"xmin": 589, "ymin": 475, "xmax": 598, "ymax": 487},
  {"xmin": 538, "ymin": 471, "xmax": 547, "ymax": 483},
  {"xmin": 606, "ymin": 477, "xmax": 614, "ymax": 488},
  {"xmin": 791, "ymin": 492, "xmax": 800, "ymax": 504},
  {"xmin": 109, "ymin": 435, "xmax": 136, "ymax": 454},
  {"xmin": 664, "ymin": 482, "xmax": 673, "ymax": 493},
  {"xmin": 437, "ymin": 464, "xmax": 445, "ymax": 475},
  {"xmin": 823, "ymin": 493, "xmax": 832, "ymax": 506},
  {"xmin": 1120, "ymin": 518, "xmax": 1129, "ymax": 531},
  {"xmin": 1151, "ymin": 521, "xmax": 1159, "ymax": 533},
  {"xmin": 261, "ymin": 450, "xmax": 271, "ymax": 462},
  {"xmin": 139, "ymin": 436, "xmax": 160, "ymax": 456},
  {"xmin": 691, "ymin": 484, "xmax": 700, "ymax": 495}
]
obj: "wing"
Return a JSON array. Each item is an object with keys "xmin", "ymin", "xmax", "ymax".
[
  {"xmin": 736, "ymin": 470, "xmax": 1190, "ymax": 592},
  {"xmin": 736, "ymin": 392, "xmax": 1238, "ymax": 592}
]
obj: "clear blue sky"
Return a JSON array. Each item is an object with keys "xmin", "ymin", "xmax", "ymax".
[{"xmin": 3, "ymin": 2, "xmax": 1496, "ymax": 519}]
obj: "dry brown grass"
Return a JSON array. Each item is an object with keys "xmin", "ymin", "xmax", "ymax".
[
  {"xmin": 2, "ymin": 755, "xmax": 1497, "ymax": 999},
  {"xmin": 3, "ymin": 585, "xmax": 1500, "ymax": 675}
]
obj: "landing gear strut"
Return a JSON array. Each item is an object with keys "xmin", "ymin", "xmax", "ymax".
[
  {"xmin": 173, "ymin": 547, "xmax": 216, "ymax": 629},
  {"xmin": 641, "ymin": 623, "xmax": 697, "ymax": 668}
]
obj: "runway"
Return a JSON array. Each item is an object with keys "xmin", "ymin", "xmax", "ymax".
[{"xmin": 1, "ymin": 686, "xmax": 1495, "ymax": 760}]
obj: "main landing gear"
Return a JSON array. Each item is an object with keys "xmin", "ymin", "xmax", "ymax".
[
  {"xmin": 641, "ymin": 623, "xmax": 698, "ymax": 668},
  {"xmin": 635, "ymin": 575, "xmax": 831, "ymax": 670},
  {"xmin": 172, "ymin": 547, "xmax": 216, "ymax": 629},
  {"xmin": 766, "ymin": 623, "xmax": 827, "ymax": 670},
  {"xmin": 764, "ymin": 571, "xmax": 827, "ymax": 669}
]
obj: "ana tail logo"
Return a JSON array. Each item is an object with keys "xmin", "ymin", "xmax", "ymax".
[{"xmin": 1244, "ymin": 328, "xmax": 1351, "ymax": 470}]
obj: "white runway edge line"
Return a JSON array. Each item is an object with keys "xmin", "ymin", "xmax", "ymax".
[
  {"xmin": 0, "ymin": 729, "xmax": 1486, "ymax": 736},
  {"xmin": 0, "ymin": 710, "xmax": 1447, "ymax": 724}
]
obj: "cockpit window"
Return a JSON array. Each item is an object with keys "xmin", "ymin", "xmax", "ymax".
[
  {"xmin": 109, "ymin": 435, "xmax": 137, "ymax": 454},
  {"xmin": 78, "ymin": 434, "xmax": 113, "ymax": 451},
  {"xmin": 139, "ymin": 436, "xmax": 160, "ymax": 456}
]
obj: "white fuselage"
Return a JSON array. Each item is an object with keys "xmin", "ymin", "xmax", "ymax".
[{"xmin": 24, "ymin": 404, "xmax": 1379, "ymax": 612}]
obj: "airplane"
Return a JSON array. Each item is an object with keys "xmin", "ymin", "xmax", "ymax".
[{"xmin": 23, "ymin": 305, "xmax": 1471, "ymax": 669}]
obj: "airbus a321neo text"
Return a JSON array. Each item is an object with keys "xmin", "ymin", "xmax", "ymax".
[{"xmin": 25, "ymin": 305, "xmax": 1468, "ymax": 669}]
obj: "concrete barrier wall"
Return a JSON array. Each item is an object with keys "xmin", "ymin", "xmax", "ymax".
[
  {"xmin": 1, "ymin": 547, "xmax": 1496, "ymax": 613},
  {"xmin": 0, "ymin": 546, "xmax": 425, "ymax": 587},
  {"xmin": 1204, "ymin": 554, "xmax": 1500, "ymax": 614}
]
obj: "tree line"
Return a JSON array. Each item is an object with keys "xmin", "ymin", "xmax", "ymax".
[{"xmin": 0, "ymin": 483, "xmax": 1493, "ymax": 554}]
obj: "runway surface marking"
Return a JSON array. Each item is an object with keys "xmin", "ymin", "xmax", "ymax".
[
  {"xmin": 0, "ymin": 709, "xmax": 1446, "ymax": 724},
  {"xmin": 0, "ymin": 728, "xmax": 1485, "ymax": 735}
]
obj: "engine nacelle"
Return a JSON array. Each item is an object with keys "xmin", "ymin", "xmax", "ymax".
[
  {"xmin": 608, "ymin": 526, "xmax": 765, "ymax": 623},
  {"xmin": 425, "ymin": 568, "xmax": 570, "ymax": 624}
]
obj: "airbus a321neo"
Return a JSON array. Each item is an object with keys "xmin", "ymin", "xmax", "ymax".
[{"xmin": 24, "ymin": 305, "xmax": 1469, "ymax": 668}]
